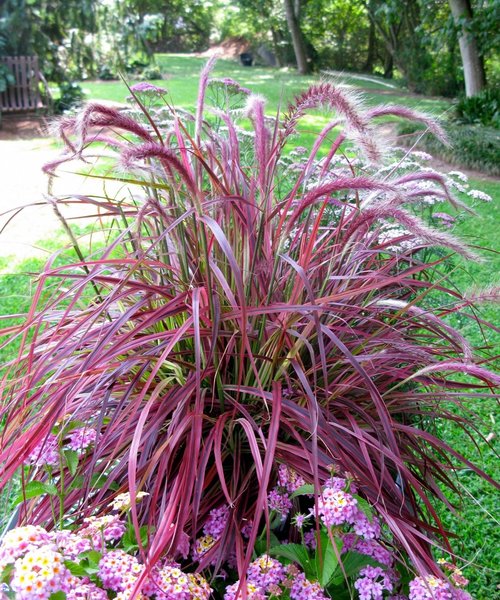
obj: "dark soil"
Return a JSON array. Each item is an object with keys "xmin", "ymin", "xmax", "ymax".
[
  {"xmin": 0, "ymin": 113, "xmax": 51, "ymax": 141},
  {"xmin": 199, "ymin": 37, "xmax": 251, "ymax": 59}
]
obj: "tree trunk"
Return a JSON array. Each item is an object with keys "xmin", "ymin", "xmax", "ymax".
[
  {"xmin": 365, "ymin": 4, "xmax": 405, "ymax": 82},
  {"xmin": 283, "ymin": 0, "xmax": 309, "ymax": 74},
  {"xmin": 383, "ymin": 53, "xmax": 393, "ymax": 79},
  {"xmin": 363, "ymin": 17, "xmax": 376, "ymax": 72},
  {"xmin": 271, "ymin": 28, "xmax": 284, "ymax": 68},
  {"xmin": 448, "ymin": 0, "xmax": 486, "ymax": 96}
]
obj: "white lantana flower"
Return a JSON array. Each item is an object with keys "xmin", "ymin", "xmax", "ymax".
[{"xmin": 112, "ymin": 491, "xmax": 149, "ymax": 511}]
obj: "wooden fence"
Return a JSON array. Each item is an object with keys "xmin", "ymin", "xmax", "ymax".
[{"xmin": 0, "ymin": 56, "xmax": 42, "ymax": 113}]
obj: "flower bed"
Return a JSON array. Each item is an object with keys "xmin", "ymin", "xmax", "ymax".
[{"xmin": 0, "ymin": 471, "xmax": 472, "ymax": 598}]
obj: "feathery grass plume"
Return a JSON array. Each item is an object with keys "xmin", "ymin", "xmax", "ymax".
[
  {"xmin": 0, "ymin": 65, "xmax": 498, "ymax": 594},
  {"xmin": 120, "ymin": 142, "xmax": 197, "ymax": 197},
  {"xmin": 366, "ymin": 105, "xmax": 448, "ymax": 144},
  {"xmin": 77, "ymin": 102, "xmax": 154, "ymax": 141},
  {"xmin": 195, "ymin": 56, "xmax": 217, "ymax": 144},
  {"xmin": 285, "ymin": 82, "xmax": 367, "ymax": 133},
  {"xmin": 463, "ymin": 286, "xmax": 500, "ymax": 306},
  {"xmin": 371, "ymin": 299, "xmax": 473, "ymax": 363},
  {"xmin": 283, "ymin": 82, "xmax": 382, "ymax": 164},
  {"xmin": 245, "ymin": 94, "xmax": 271, "ymax": 195},
  {"xmin": 351, "ymin": 201, "xmax": 481, "ymax": 261},
  {"xmin": 392, "ymin": 171, "xmax": 463, "ymax": 209}
]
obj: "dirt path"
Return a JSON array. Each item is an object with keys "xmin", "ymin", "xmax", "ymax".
[
  {"xmin": 1, "ymin": 136, "xmax": 59, "ymax": 260},
  {"xmin": 0, "ymin": 115, "xmax": 109, "ymax": 262}
]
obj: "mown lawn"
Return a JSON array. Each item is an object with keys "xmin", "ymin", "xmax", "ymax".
[
  {"xmin": 433, "ymin": 178, "xmax": 499, "ymax": 597},
  {"xmin": 3, "ymin": 54, "xmax": 498, "ymax": 596},
  {"xmin": 80, "ymin": 54, "xmax": 450, "ymax": 114}
]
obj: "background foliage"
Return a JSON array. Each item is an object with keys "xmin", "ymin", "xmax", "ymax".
[{"xmin": 1, "ymin": 0, "xmax": 498, "ymax": 98}]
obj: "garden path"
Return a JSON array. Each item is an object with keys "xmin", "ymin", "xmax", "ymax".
[{"xmin": 0, "ymin": 115, "xmax": 117, "ymax": 262}]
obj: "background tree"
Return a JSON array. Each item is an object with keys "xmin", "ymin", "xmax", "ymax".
[
  {"xmin": 448, "ymin": 0, "xmax": 486, "ymax": 96},
  {"xmin": 283, "ymin": 0, "xmax": 310, "ymax": 73},
  {"xmin": 1, "ymin": 0, "xmax": 498, "ymax": 99},
  {"xmin": 0, "ymin": 0, "xmax": 97, "ymax": 81},
  {"xmin": 302, "ymin": 0, "xmax": 372, "ymax": 73},
  {"xmin": 93, "ymin": 0, "xmax": 157, "ymax": 76},
  {"xmin": 121, "ymin": 0, "xmax": 213, "ymax": 54},
  {"xmin": 363, "ymin": 0, "xmax": 434, "ymax": 92},
  {"xmin": 217, "ymin": 0, "xmax": 498, "ymax": 98},
  {"xmin": 218, "ymin": 1, "xmax": 294, "ymax": 68}
]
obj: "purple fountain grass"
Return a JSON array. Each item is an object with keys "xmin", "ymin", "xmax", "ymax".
[
  {"xmin": 74, "ymin": 102, "xmax": 155, "ymax": 147},
  {"xmin": 0, "ymin": 65, "xmax": 498, "ymax": 593},
  {"xmin": 463, "ymin": 285, "xmax": 500, "ymax": 306},
  {"xmin": 349, "ymin": 202, "xmax": 481, "ymax": 261},
  {"xmin": 286, "ymin": 83, "xmax": 368, "ymax": 133},
  {"xmin": 283, "ymin": 82, "xmax": 382, "ymax": 164},
  {"xmin": 365, "ymin": 105, "xmax": 448, "ymax": 144}
]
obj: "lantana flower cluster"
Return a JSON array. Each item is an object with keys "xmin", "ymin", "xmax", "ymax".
[
  {"xmin": 27, "ymin": 426, "xmax": 98, "ymax": 468},
  {"xmin": 354, "ymin": 566, "xmax": 394, "ymax": 600},
  {"xmin": 98, "ymin": 549, "xmax": 143, "ymax": 594},
  {"xmin": 287, "ymin": 568, "xmax": 329, "ymax": 600},
  {"xmin": 437, "ymin": 558, "xmax": 469, "ymax": 588},
  {"xmin": 1, "ymin": 469, "xmax": 474, "ymax": 599},
  {"xmin": 224, "ymin": 557, "xmax": 328, "ymax": 600},
  {"xmin": 262, "ymin": 465, "xmax": 472, "ymax": 600},
  {"xmin": 79, "ymin": 515, "xmax": 127, "ymax": 548},
  {"xmin": 0, "ymin": 521, "xmax": 212, "ymax": 599},
  {"xmin": 267, "ymin": 464, "xmax": 306, "ymax": 520},
  {"xmin": 191, "ymin": 504, "xmax": 230, "ymax": 563},
  {"xmin": 409, "ymin": 575, "xmax": 472, "ymax": 600},
  {"xmin": 144, "ymin": 564, "xmax": 212, "ymax": 600},
  {"xmin": 10, "ymin": 546, "xmax": 72, "ymax": 599},
  {"xmin": 0, "ymin": 527, "xmax": 74, "ymax": 599}
]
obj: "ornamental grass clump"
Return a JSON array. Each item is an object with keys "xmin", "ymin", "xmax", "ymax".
[{"xmin": 0, "ymin": 60, "xmax": 498, "ymax": 598}]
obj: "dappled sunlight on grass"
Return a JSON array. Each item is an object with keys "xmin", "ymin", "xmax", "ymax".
[{"xmin": 79, "ymin": 54, "xmax": 450, "ymax": 117}]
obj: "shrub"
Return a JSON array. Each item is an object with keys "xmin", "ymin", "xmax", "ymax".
[
  {"xmin": 140, "ymin": 64, "xmax": 163, "ymax": 81},
  {"xmin": 98, "ymin": 64, "xmax": 118, "ymax": 81},
  {"xmin": 0, "ymin": 61, "xmax": 498, "ymax": 596},
  {"xmin": 398, "ymin": 121, "xmax": 500, "ymax": 176},
  {"xmin": 53, "ymin": 81, "xmax": 86, "ymax": 114},
  {"xmin": 454, "ymin": 88, "xmax": 500, "ymax": 129},
  {"xmin": 125, "ymin": 57, "xmax": 149, "ymax": 73}
]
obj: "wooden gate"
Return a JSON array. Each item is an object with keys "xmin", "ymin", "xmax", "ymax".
[{"xmin": 0, "ymin": 56, "xmax": 43, "ymax": 113}]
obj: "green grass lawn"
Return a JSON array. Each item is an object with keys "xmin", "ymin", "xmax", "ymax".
[
  {"xmin": 434, "ymin": 179, "xmax": 499, "ymax": 598},
  {"xmin": 77, "ymin": 55, "xmax": 452, "ymax": 165},
  {"xmin": 80, "ymin": 54, "xmax": 451, "ymax": 115},
  {"xmin": 2, "ymin": 54, "xmax": 498, "ymax": 596}
]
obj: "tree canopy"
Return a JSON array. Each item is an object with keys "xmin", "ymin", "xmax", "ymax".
[{"xmin": 0, "ymin": 0, "xmax": 498, "ymax": 96}]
